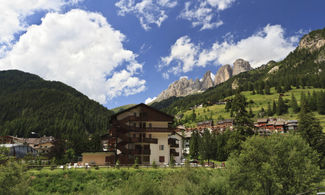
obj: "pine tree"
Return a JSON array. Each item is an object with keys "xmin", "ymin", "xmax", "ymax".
[
  {"xmin": 189, "ymin": 130, "xmax": 200, "ymax": 159},
  {"xmin": 267, "ymin": 102, "xmax": 273, "ymax": 116},
  {"xmin": 310, "ymin": 91, "xmax": 318, "ymax": 111},
  {"xmin": 272, "ymin": 100, "xmax": 277, "ymax": 116},
  {"xmin": 299, "ymin": 102, "xmax": 325, "ymax": 168},
  {"xmin": 249, "ymin": 107, "xmax": 254, "ymax": 118},
  {"xmin": 232, "ymin": 93, "xmax": 254, "ymax": 136},
  {"xmin": 276, "ymin": 96, "xmax": 287, "ymax": 115},
  {"xmin": 199, "ymin": 129, "xmax": 215, "ymax": 163},
  {"xmin": 290, "ymin": 93, "xmax": 299, "ymax": 113},
  {"xmin": 264, "ymin": 83, "xmax": 271, "ymax": 95},
  {"xmin": 318, "ymin": 91, "xmax": 325, "ymax": 115}
]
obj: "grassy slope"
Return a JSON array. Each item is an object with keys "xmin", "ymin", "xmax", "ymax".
[{"xmin": 180, "ymin": 87, "xmax": 325, "ymax": 131}]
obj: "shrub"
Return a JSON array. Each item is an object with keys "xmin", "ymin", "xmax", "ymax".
[
  {"xmin": 152, "ymin": 161, "xmax": 157, "ymax": 169},
  {"xmin": 227, "ymin": 134, "xmax": 320, "ymax": 195}
]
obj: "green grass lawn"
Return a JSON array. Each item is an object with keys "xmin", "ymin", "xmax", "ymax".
[{"xmin": 180, "ymin": 87, "xmax": 325, "ymax": 131}]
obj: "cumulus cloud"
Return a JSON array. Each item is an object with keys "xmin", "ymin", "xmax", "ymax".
[
  {"xmin": 179, "ymin": 0, "xmax": 235, "ymax": 30},
  {"xmin": 198, "ymin": 24, "xmax": 299, "ymax": 68},
  {"xmin": 160, "ymin": 24, "xmax": 299, "ymax": 77},
  {"xmin": 115, "ymin": 0, "xmax": 177, "ymax": 30},
  {"xmin": 159, "ymin": 36, "xmax": 200, "ymax": 78},
  {"xmin": 0, "ymin": 0, "xmax": 81, "ymax": 55},
  {"xmin": 0, "ymin": 9, "xmax": 146, "ymax": 104},
  {"xmin": 145, "ymin": 96, "xmax": 157, "ymax": 104}
]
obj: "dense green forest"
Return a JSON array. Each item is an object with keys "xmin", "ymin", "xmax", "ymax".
[
  {"xmin": 151, "ymin": 28, "xmax": 325, "ymax": 116},
  {"xmin": 0, "ymin": 70, "xmax": 113, "ymax": 157}
]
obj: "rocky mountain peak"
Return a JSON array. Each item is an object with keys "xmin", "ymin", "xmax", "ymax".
[
  {"xmin": 233, "ymin": 59, "xmax": 252, "ymax": 76},
  {"xmin": 201, "ymin": 71, "xmax": 214, "ymax": 90},
  {"xmin": 214, "ymin": 64, "xmax": 232, "ymax": 85},
  {"xmin": 298, "ymin": 32, "xmax": 325, "ymax": 52},
  {"xmin": 154, "ymin": 58, "xmax": 253, "ymax": 102}
]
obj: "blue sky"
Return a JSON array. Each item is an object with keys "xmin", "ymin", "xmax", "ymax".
[{"xmin": 0, "ymin": 0, "xmax": 324, "ymax": 109}]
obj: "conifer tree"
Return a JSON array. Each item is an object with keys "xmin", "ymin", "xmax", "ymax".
[
  {"xmin": 310, "ymin": 91, "xmax": 318, "ymax": 111},
  {"xmin": 248, "ymin": 107, "xmax": 254, "ymax": 118},
  {"xmin": 264, "ymin": 83, "xmax": 271, "ymax": 95},
  {"xmin": 276, "ymin": 96, "xmax": 287, "ymax": 115},
  {"xmin": 232, "ymin": 93, "xmax": 254, "ymax": 136},
  {"xmin": 267, "ymin": 102, "xmax": 273, "ymax": 116},
  {"xmin": 189, "ymin": 130, "xmax": 200, "ymax": 159},
  {"xmin": 318, "ymin": 91, "xmax": 325, "ymax": 115},
  {"xmin": 272, "ymin": 100, "xmax": 277, "ymax": 115},
  {"xmin": 290, "ymin": 93, "xmax": 299, "ymax": 113},
  {"xmin": 298, "ymin": 102, "xmax": 325, "ymax": 168}
]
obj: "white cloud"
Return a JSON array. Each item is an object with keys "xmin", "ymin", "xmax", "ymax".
[
  {"xmin": 0, "ymin": 9, "xmax": 146, "ymax": 104},
  {"xmin": 115, "ymin": 0, "xmax": 177, "ymax": 31},
  {"xmin": 159, "ymin": 24, "xmax": 299, "ymax": 78},
  {"xmin": 198, "ymin": 24, "xmax": 299, "ymax": 68},
  {"xmin": 207, "ymin": 0, "xmax": 235, "ymax": 10},
  {"xmin": 0, "ymin": 0, "xmax": 81, "ymax": 54},
  {"xmin": 160, "ymin": 36, "xmax": 200, "ymax": 78},
  {"xmin": 145, "ymin": 96, "xmax": 157, "ymax": 104},
  {"xmin": 179, "ymin": 0, "xmax": 234, "ymax": 30}
]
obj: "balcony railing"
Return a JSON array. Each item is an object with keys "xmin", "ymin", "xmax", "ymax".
[
  {"xmin": 168, "ymin": 138, "xmax": 179, "ymax": 148},
  {"xmin": 134, "ymin": 149, "xmax": 151, "ymax": 155},
  {"xmin": 129, "ymin": 137, "xmax": 158, "ymax": 144},
  {"xmin": 170, "ymin": 149, "xmax": 179, "ymax": 157}
]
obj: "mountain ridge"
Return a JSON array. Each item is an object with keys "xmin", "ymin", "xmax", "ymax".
[{"xmin": 154, "ymin": 59, "xmax": 252, "ymax": 102}]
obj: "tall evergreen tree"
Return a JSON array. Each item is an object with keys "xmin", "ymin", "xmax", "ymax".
[
  {"xmin": 199, "ymin": 129, "xmax": 215, "ymax": 163},
  {"xmin": 310, "ymin": 91, "xmax": 318, "ymax": 111},
  {"xmin": 264, "ymin": 83, "xmax": 271, "ymax": 95},
  {"xmin": 267, "ymin": 102, "xmax": 273, "ymax": 116},
  {"xmin": 318, "ymin": 91, "xmax": 325, "ymax": 115},
  {"xmin": 276, "ymin": 96, "xmax": 287, "ymax": 115},
  {"xmin": 272, "ymin": 100, "xmax": 277, "ymax": 115},
  {"xmin": 298, "ymin": 102, "xmax": 325, "ymax": 168},
  {"xmin": 231, "ymin": 93, "xmax": 254, "ymax": 136},
  {"xmin": 189, "ymin": 130, "xmax": 200, "ymax": 159},
  {"xmin": 290, "ymin": 93, "xmax": 299, "ymax": 113}
]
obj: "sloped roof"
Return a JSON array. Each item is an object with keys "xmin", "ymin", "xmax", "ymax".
[{"xmin": 111, "ymin": 103, "xmax": 174, "ymax": 120}]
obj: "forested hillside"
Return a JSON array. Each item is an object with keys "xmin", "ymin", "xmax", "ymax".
[
  {"xmin": 0, "ymin": 70, "xmax": 113, "ymax": 155},
  {"xmin": 151, "ymin": 28, "xmax": 325, "ymax": 116}
]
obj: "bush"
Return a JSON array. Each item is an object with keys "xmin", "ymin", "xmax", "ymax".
[
  {"xmin": 133, "ymin": 157, "xmax": 139, "ymax": 169},
  {"xmin": 0, "ymin": 161, "xmax": 30, "ymax": 195},
  {"xmin": 227, "ymin": 134, "xmax": 321, "ymax": 195},
  {"xmin": 152, "ymin": 161, "xmax": 157, "ymax": 169}
]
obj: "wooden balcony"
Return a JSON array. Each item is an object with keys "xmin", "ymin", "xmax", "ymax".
[
  {"xmin": 170, "ymin": 149, "xmax": 179, "ymax": 157},
  {"xmin": 129, "ymin": 137, "xmax": 158, "ymax": 144},
  {"xmin": 134, "ymin": 149, "xmax": 151, "ymax": 155},
  {"xmin": 168, "ymin": 138, "xmax": 179, "ymax": 148}
]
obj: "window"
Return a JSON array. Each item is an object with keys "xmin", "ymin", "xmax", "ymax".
[
  {"xmin": 159, "ymin": 156, "xmax": 165, "ymax": 163},
  {"xmin": 159, "ymin": 145, "xmax": 164, "ymax": 150},
  {"xmin": 143, "ymin": 123, "xmax": 146, "ymax": 128},
  {"xmin": 149, "ymin": 123, "xmax": 152, "ymax": 128},
  {"xmin": 133, "ymin": 123, "xmax": 136, "ymax": 127},
  {"xmin": 133, "ymin": 134, "xmax": 136, "ymax": 138},
  {"xmin": 134, "ymin": 112, "xmax": 137, "ymax": 117},
  {"xmin": 149, "ymin": 134, "xmax": 152, "ymax": 138}
]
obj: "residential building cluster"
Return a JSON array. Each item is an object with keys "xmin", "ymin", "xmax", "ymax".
[
  {"xmin": 0, "ymin": 103, "xmax": 299, "ymax": 166},
  {"xmin": 0, "ymin": 135, "xmax": 55, "ymax": 158}
]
